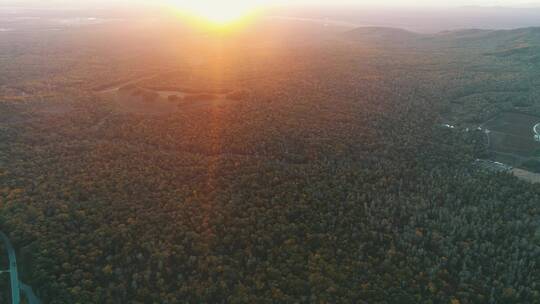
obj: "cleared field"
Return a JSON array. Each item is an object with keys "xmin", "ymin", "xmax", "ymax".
[
  {"xmin": 484, "ymin": 112, "xmax": 540, "ymax": 158},
  {"xmin": 512, "ymin": 168, "xmax": 540, "ymax": 184},
  {"xmin": 99, "ymin": 90, "xmax": 179, "ymax": 115},
  {"xmin": 97, "ymin": 87, "xmax": 230, "ymax": 115}
]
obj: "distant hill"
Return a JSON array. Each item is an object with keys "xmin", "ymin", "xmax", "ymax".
[
  {"xmin": 433, "ymin": 27, "xmax": 540, "ymax": 45},
  {"xmin": 344, "ymin": 26, "xmax": 540, "ymax": 55},
  {"xmin": 344, "ymin": 27, "xmax": 422, "ymax": 45},
  {"xmin": 434, "ymin": 28, "xmax": 495, "ymax": 39},
  {"xmin": 436, "ymin": 27, "xmax": 540, "ymax": 62}
]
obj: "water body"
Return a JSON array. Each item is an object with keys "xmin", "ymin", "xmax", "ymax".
[{"xmin": 0, "ymin": 15, "xmax": 121, "ymax": 33}]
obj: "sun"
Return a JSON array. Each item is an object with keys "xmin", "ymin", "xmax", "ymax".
[{"xmin": 171, "ymin": 0, "xmax": 266, "ymax": 26}]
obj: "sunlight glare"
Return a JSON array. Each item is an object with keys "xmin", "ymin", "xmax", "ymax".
[{"xmin": 170, "ymin": 0, "xmax": 267, "ymax": 26}]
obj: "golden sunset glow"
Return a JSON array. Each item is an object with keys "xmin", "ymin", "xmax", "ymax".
[{"xmin": 170, "ymin": 0, "xmax": 266, "ymax": 26}]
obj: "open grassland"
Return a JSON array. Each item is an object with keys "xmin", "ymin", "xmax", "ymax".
[
  {"xmin": 484, "ymin": 112, "xmax": 540, "ymax": 138},
  {"xmin": 484, "ymin": 112, "xmax": 540, "ymax": 159}
]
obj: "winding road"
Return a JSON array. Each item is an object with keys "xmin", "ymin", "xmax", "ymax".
[
  {"xmin": 0, "ymin": 231, "xmax": 41, "ymax": 304},
  {"xmin": 1, "ymin": 231, "xmax": 20, "ymax": 304},
  {"xmin": 21, "ymin": 282, "xmax": 41, "ymax": 304}
]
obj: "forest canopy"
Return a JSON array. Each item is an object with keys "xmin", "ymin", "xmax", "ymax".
[{"xmin": 0, "ymin": 17, "xmax": 539, "ymax": 304}]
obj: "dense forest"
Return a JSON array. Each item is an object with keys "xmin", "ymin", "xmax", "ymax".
[{"xmin": 0, "ymin": 19, "xmax": 539, "ymax": 303}]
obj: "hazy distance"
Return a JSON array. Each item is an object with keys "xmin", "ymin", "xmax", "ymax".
[{"xmin": 3, "ymin": 0, "xmax": 540, "ymax": 32}]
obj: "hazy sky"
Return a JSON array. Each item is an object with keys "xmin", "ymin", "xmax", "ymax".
[{"xmin": 3, "ymin": 0, "xmax": 540, "ymax": 8}]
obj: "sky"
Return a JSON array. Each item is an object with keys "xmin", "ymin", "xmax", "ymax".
[{"xmin": 3, "ymin": 0, "xmax": 540, "ymax": 9}]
